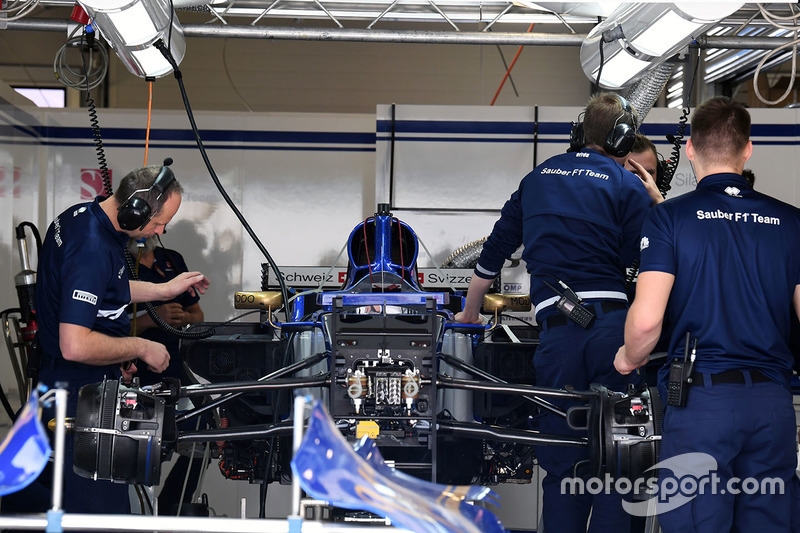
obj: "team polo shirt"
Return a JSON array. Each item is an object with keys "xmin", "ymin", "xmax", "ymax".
[
  {"xmin": 131, "ymin": 247, "xmax": 197, "ymax": 357},
  {"xmin": 641, "ymin": 173, "xmax": 800, "ymax": 387},
  {"xmin": 476, "ymin": 148, "xmax": 652, "ymax": 316},
  {"xmin": 36, "ymin": 197, "xmax": 131, "ymax": 384}
]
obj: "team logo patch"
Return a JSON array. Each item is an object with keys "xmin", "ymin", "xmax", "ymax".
[
  {"xmin": 118, "ymin": 266, "xmax": 125, "ymax": 279},
  {"xmin": 73, "ymin": 206, "xmax": 87, "ymax": 217},
  {"xmin": 72, "ymin": 290, "xmax": 98, "ymax": 305},
  {"xmin": 724, "ymin": 186, "xmax": 742, "ymax": 197},
  {"xmin": 640, "ymin": 236, "xmax": 650, "ymax": 251},
  {"xmin": 80, "ymin": 168, "xmax": 110, "ymax": 200}
]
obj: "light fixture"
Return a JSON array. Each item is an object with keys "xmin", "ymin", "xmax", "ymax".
[
  {"xmin": 76, "ymin": 0, "xmax": 186, "ymax": 78},
  {"xmin": 580, "ymin": 2, "xmax": 743, "ymax": 90}
]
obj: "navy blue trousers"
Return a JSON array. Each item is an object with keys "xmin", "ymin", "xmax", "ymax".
[
  {"xmin": 533, "ymin": 306, "xmax": 642, "ymax": 533},
  {"xmin": 2, "ymin": 373, "xmax": 130, "ymax": 518},
  {"xmin": 658, "ymin": 378, "xmax": 795, "ymax": 533}
]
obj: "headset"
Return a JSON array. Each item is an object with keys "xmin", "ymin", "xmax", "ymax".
[
  {"xmin": 569, "ymin": 94, "xmax": 637, "ymax": 157},
  {"xmin": 117, "ymin": 158, "xmax": 175, "ymax": 231}
]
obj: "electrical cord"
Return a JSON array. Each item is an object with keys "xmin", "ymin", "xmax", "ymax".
[
  {"xmin": 144, "ymin": 80, "xmax": 154, "ymax": 166},
  {"xmin": 16, "ymin": 221, "xmax": 42, "ymax": 257},
  {"xmin": 2, "ymin": 0, "xmax": 40, "ymax": 21},
  {"xmin": 594, "ymin": 38, "xmax": 605, "ymax": 95},
  {"xmin": 259, "ymin": 331, "xmax": 298, "ymax": 518},
  {"xmin": 153, "ymin": 40, "xmax": 292, "ymax": 323},
  {"xmin": 753, "ymin": 3, "xmax": 800, "ymax": 106},
  {"xmin": 124, "ymin": 251, "xmax": 215, "ymax": 340},
  {"xmin": 73, "ymin": 28, "xmax": 112, "ymax": 197},
  {"xmin": 54, "ymin": 29, "xmax": 108, "ymax": 92},
  {"xmin": 490, "ymin": 22, "xmax": 534, "ymax": 106}
]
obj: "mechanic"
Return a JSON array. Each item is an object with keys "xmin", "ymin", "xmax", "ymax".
[
  {"xmin": 615, "ymin": 96, "xmax": 800, "ymax": 532},
  {"xmin": 456, "ymin": 92, "xmax": 662, "ymax": 533},
  {"xmin": 626, "ymin": 133, "xmax": 659, "ymax": 185},
  {"xmin": 1, "ymin": 164, "xmax": 209, "ymax": 518},
  {"xmin": 126, "ymin": 234, "xmax": 209, "ymax": 515},
  {"xmin": 127, "ymin": 235, "xmax": 204, "ymax": 384}
]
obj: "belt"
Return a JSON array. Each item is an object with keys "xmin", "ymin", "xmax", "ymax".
[
  {"xmin": 691, "ymin": 369, "xmax": 772, "ymax": 386},
  {"xmin": 541, "ymin": 300, "xmax": 627, "ymax": 329}
]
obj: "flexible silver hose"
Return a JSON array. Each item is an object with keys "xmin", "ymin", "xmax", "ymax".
[
  {"xmin": 626, "ymin": 62, "xmax": 676, "ymax": 123},
  {"xmin": 440, "ymin": 237, "xmax": 488, "ymax": 269}
]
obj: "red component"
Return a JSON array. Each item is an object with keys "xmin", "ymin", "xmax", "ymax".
[
  {"xmin": 70, "ymin": 4, "xmax": 91, "ymax": 25},
  {"xmin": 217, "ymin": 416, "xmax": 229, "ymax": 453}
]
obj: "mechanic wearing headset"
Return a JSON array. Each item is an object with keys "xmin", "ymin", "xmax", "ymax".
[
  {"xmin": 126, "ymin": 234, "xmax": 208, "ymax": 515},
  {"xmin": 456, "ymin": 92, "xmax": 663, "ymax": 533},
  {"xmin": 615, "ymin": 96, "xmax": 800, "ymax": 532},
  {"xmin": 1, "ymin": 164, "xmax": 209, "ymax": 518},
  {"xmin": 127, "ymin": 235, "xmax": 204, "ymax": 384}
]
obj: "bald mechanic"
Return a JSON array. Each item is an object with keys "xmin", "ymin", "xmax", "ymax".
[{"xmin": 2, "ymin": 164, "xmax": 209, "ymax": 518}]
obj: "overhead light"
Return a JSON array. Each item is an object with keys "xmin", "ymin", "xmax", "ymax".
[
  {"xmin": 76, "ymin": 0, "xmax": 186, "ymax": 78},
  {"xmin": 580, "ymin": 2, "xmax": 743, "ymax": 90},
  {"xmin": 595, "ymin": 52, "xmax": 651, "ymax": 88}
]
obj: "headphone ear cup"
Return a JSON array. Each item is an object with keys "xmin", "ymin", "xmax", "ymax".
[
  {"xmin": 569, "ymin": 121, "xmax": 584, "ymax": 152},
  {"xmin": 117, "ymin": 197, "xmax": 151, "ymax": 231},
  {"xmin": 605, "ymin": 122, "xmax": 635, "ymax": 158}
]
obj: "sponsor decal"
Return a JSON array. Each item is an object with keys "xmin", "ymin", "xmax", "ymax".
[
  {"xmin": 72, "ymin": 289, "xmax": 98, "ymax": 306},
  {"xmin": 81, "ymin": 168, "xmax": 110, "ymax": 200}
]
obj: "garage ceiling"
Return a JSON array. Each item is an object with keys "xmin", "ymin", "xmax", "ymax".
[{"xmin": 4, "ymin": 2, "xmax": 800, "ymax": 105}]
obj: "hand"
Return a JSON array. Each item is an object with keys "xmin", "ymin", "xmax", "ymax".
[
  {"xmin": 454, "ymin": 311, "xmax": 485, "ymax": 325},
  {"xmin": 156, "ymin": 302, "xmax": 189, "ymax": 328},
  {"xmin": 614, "ymin": 345, "xmax": 638, "ymax": 375},
  {"xmin": 138, "ymin": 338, "xmax": 170, "ymax": 373},
  {"xmin": 165, "ymin": 271, "xmax": 210, "ymax": 299},
  {"xmin": 628, "ymin": 158, "xmax": 663, "ymax": 204},
  {"xmin": 120, "ymin": 360, "xmax": 138, "ymax": 384}
]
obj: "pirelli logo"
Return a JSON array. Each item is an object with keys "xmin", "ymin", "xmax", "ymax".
[{"xmin": 72, "ymin": 290, "xmax": 98, "ymax": 306}]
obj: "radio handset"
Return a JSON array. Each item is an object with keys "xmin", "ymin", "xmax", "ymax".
[
  {"xmin": 542, "ymin": 278, "xmax": 595, "ymax": 328},
  {"xmin": 667, "ymin": 332, "xmax": 697, "ymax": 407}
]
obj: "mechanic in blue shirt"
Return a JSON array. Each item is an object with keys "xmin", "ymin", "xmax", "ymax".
[
  {"xmin": 615, "ymin": 96, "xmax": 800, "ymax": 532},
  {"xmin": 3, "ymin": 164, "xmax": 210, "ymax": 518},
  {"xmin": 126, "ymin": 235, "xmax": 209, "ymax": 515},
  {"xmin": 127, "ymin": 235, "xmax": 204, "ymax": 384},
  {"xmin": 456, "ymin": 93, "xmax": 663, "ymax": 533}
]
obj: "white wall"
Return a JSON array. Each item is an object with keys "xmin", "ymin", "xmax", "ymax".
[{"xmin": 3, "ymin": 89, "xmax": 800, "ymax": 525}]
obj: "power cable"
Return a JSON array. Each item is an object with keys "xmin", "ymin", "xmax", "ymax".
[
  {"xmin": 153, "ymin": 40, "xmax": 292, "ymax": 322},
  {"xmin": 753, "ymin": 3, "xmax": 800, "ymax": 106},
  {"xmin": 2, "ymin": 0, "xmax": 40, "ymax": 21},
  {"xmin": 490, "ymin": 23, "xmax": 534, "ymax": 105},
  {"xmin": 54, "ymin": 28, "xmax": 108, "ymax": 92}
]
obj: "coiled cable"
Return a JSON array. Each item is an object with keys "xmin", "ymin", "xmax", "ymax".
[
  {"xmin": 54, "ymin": 31, "xmax": 108, "ymax": 92},
  {"xmin": 68, "ymin": 28, "xmax": 112, "ymax": 196},
  {"xmin": 124, "ymin": 251, "xmax": 215, "ymax": 340},
  {"xmin": 2, "ymin": 0, "xmax": 40, "ymax": 22},
  {"xmin": 753, "ymin": 4, "xmax": 800, "ymax": 106}
]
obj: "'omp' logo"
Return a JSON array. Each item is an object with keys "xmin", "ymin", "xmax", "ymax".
[
  {"xmin": 81, "ymin": 169, "xmax": 110, "ymax": 200},
  {"xmin": 72, "ymin": 290, "xmax": 98, "ymax": 306}
]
